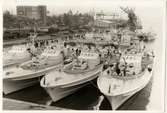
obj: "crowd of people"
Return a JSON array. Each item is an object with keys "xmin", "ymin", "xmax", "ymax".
[{"xmin": 25, "ymin": 30, "xmax": 147, "ymax": 77}]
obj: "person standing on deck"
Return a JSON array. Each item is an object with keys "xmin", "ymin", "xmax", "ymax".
[{"xmin": 115, "ymin": 62, "xmax": 121, "ymax": 76}]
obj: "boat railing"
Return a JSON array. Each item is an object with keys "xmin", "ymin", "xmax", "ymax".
[{"xmin": 106, "ymin": 67, "xmax": 148, "ymax": 80}]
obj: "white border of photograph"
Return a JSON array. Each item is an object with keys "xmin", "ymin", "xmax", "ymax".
[{"xmin": 0, "ymin": 0, "xmax": 166, "ymax": 112}]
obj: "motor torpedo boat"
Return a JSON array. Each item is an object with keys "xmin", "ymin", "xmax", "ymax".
[
  {"xmin": 97, "ymin": 51, "xmax": 154, "ymax": 110},
  {"xmin": 40, "ymin": 50, "xmax": 103, "ymax": 102},
  {"xmin": 3, "ymin": 46, "xmax": 64, "ymax": 94},
  {"xmin": 3, "ymin": 33, "xmax": 39, "ymax": 67},
  {"xmin": 3, "ymin": 44, "xmax": 34, "ymax": 67}
]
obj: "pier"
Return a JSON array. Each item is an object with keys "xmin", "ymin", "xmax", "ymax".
[
  {"xmin": 3, "ymin": 98, "xmax": 69, "ymax": 110},
  {"xmin": 3, "ymin": 35, "xmax": 53, "ymax": 47}
]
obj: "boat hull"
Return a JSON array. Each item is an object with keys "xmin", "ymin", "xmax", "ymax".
[
  {"xmin": 3, "ymin": 64, "xmax": 62, "ymax": 94},
  {"xmin": 3, "ymin": 62, "xmax": 63, "ymax": 81},
  {"xmin": 3, "ymin": 61, "xmax": 63, "ymax": 94},
  {"xmin": 97, "ymin": 66, "xmax": 153, "ymax": 110},
  {"xmin": 106, "ymin": 82, "xmax": 148, "ymax": 110},
  {"xmin": 43, "ymin": 83, "xmax": 88, "ymax": 102},
  {"xmin": 3, "ymin": 78, "xmax": 39, "ymax": 94},
  {"xmin": 41, "ymin": 64, "xmax": 103, "ymax": 102}
]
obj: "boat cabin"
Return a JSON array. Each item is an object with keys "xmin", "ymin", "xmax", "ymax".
[
  {"xmin": 20, "ymin": 46, "xmax": 63, "ymax": 70},
  {"xmin": 78, "ymin": 52, "xmax": 100, "ymax": 69},
  {"xmin": 119, "ymin": 54, "xmax": 142, "ymax": 75},
  {"xmin": 41, "ymin": 48, "xmax": 62, "ymax": 57},
  {"xmin": 9, "ymin": 45, "xmax": 28, "ymax": 53}
]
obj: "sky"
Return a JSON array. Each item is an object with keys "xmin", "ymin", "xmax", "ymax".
[
  {"xmin": 3, "ymin": 0, "xmax": 164, "ymax": 15},
  {"xmin": 2, "ymin": 0, "xmax": 164, "ymax": 30}
]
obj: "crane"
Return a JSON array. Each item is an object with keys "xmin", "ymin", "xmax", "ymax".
[{"xmin": 120, "ymin": 7, "xmax": 142, "ymax": 32}]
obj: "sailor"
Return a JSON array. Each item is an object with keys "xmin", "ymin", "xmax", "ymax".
[
  {"xmin": 115, "ymin": 62, "xmax": 121, "ymax": 76},
  {"xmin": 76, "ymin": 48, "xmax": 79, "ymax": 56},
  {"xmin": 107, "ymin": 70, "xmax": 110, "ymax": 75},
  {"xmin": 58, "ymin": 68, "xmax": 62, "ymax": 72},
  {"xmin": 143, "ymin": 45, "xmax": 146, "ymax": 51},
  {"xmin": 72, "ymin": 50, "xmax": 77, "ymax": 60},
  {"xmin": 34, "ymin": 41, "xmax": 38, "ymax": 48},
  {"xmin": 151, "ymin": 51, "xmax": 155, "ymax": 58},
  {"xmin": 107, "ymin": 49, "xmax": 110, "ymax": 57},
  {"xmin": 109, "ymin": 63, "xmax": 115, "ymax": 73},
  {"xmin": 31, "ymin": 56, "xmax": 39, "ymax": 68},
  {"xmin": 60, "ymin": 50, "xmax": 65, "ymax": 60},
  {"xmin": 147, "ymin": 65, "xmax": 152, "ymax": 72},
  {"xmin": 46, "ymin": 40, "xmax": 49, "ymax": 45},
  {"xmin": 71, "ymin": 48, "xmax": 74, "ymax": 53},
  {"xmin": 64, "ymin": 42, "xmax": 67, "ymax": 48},
  {"xmin": 79, "ymin": 49, "xmax": 81, "ymax": 54},
  {"xmin": 99, "ymin": 53, "xmax": 102, "ymax": 63},
  {"xmin": 122, "ymin": 62, "xmax": 128, "ymax": 76},
  {"xmin": 81, "ymin": 60, "xmax": 88, "ymax": 70},
  {"xmin": 103, "ymin": 61, "xmax": 108, "ymax": 71}
]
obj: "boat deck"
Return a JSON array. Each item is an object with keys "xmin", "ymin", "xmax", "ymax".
[
  {"xmin": 43, "ymin": 65, "xmax": 102, "ymax": 88},
  {"xmin": 98, "ymin": 69, "xmax": 152, "ymax": 96}
]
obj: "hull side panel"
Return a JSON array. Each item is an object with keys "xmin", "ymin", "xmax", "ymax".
[{"xmin": 3, "ymin": 78, "xmax": 39, "ymax": 94}]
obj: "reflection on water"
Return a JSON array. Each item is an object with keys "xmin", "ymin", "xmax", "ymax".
[{"xmin": 119, "ymin": 76, "xmax": 153, "ymax": 110}]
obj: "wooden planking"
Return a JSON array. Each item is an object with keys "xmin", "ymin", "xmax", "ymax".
[{"xmin": 3, "ymin": 98, "xmax": 69, "ymax": 110}]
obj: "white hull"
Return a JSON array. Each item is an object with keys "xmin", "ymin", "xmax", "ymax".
[
  {"xmin": 97, "ymin": 66, "xmax": 153, "ymax": 110},
  {"xmin": 44, "ymin": 83, "xmax": 88, "ymax": 102},
  {"xmin": 106, "ymin": 83, "xmax": 147, "ymax": 110},
  {"xmin": 3, "ymin": 64, "xmax": 62, "ymax": 94},
  {"xmin": 3, "ymin": 63, "xmax": 62, "ymax": 81},
  {"xmin": 3, "ymin": 51, "xmax": 63, "ymax": 94},
  {"xmin": 3, "ymin": 78, "xmax": 39, "ymax": 94},
  {"xmin": 41, "ymin": 64, "xmax": 103, "ymax": 102}
]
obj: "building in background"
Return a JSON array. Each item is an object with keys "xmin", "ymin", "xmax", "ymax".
[{"xmin": 17, "ymin": 5, "xmax": 47, "ymax": 25}]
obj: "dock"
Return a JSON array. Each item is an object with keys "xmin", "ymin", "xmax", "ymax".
[
  {"xmin": 3, "ymin": 35, "xmax": 53, "ymax": 47},
  {"xmin": 3, "ymin": 98, "xmax": 69, "ymax": 110}
]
